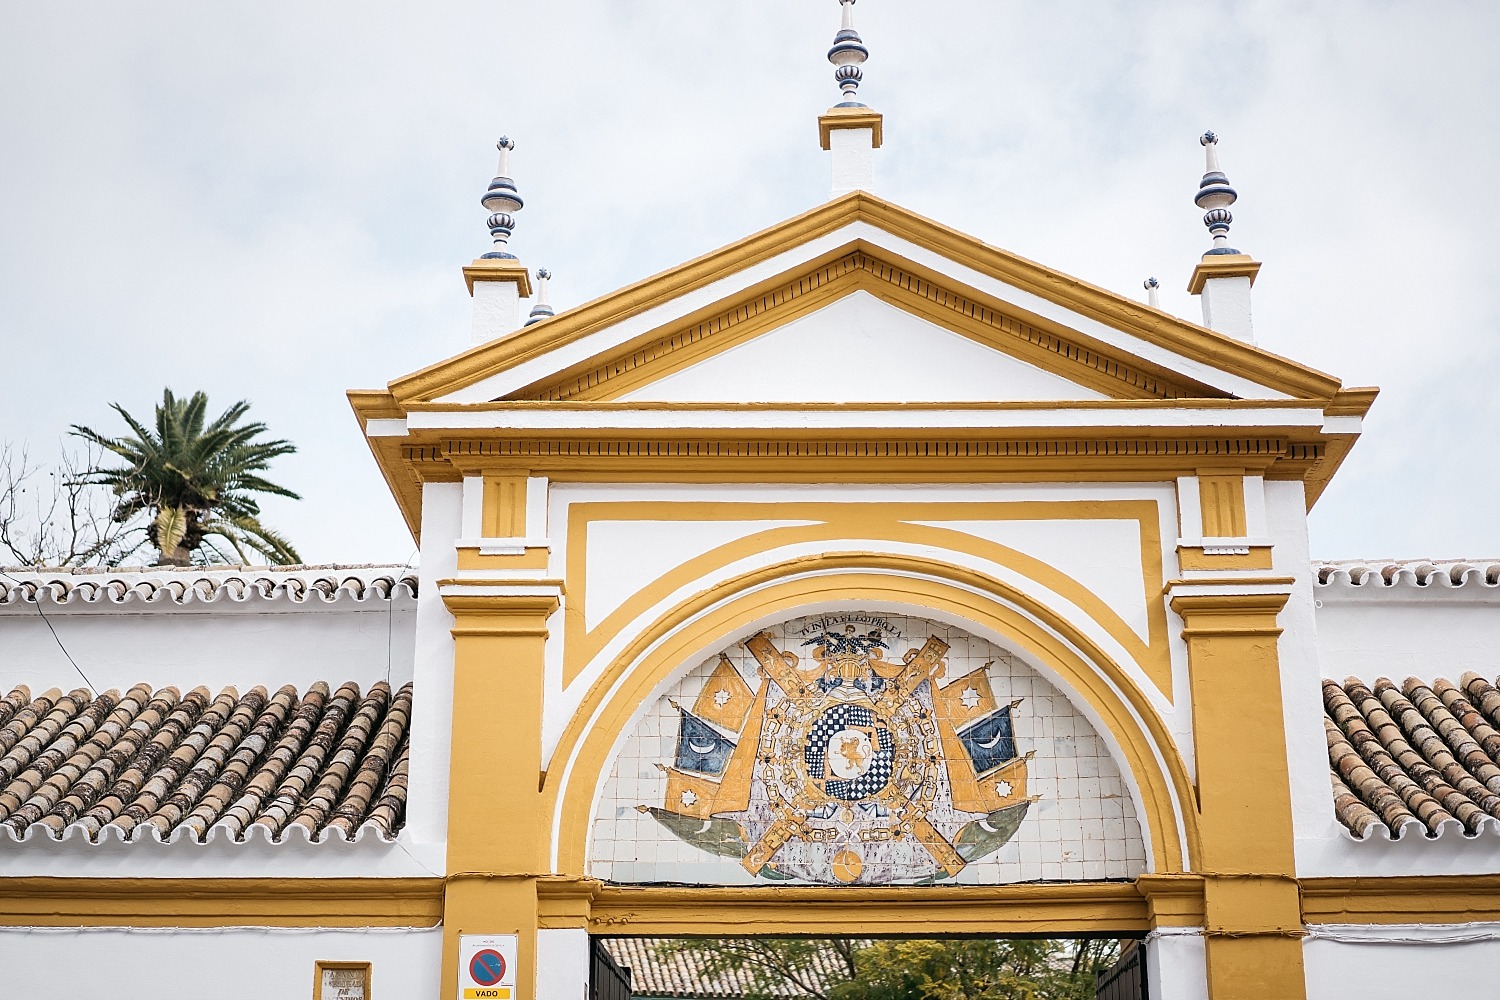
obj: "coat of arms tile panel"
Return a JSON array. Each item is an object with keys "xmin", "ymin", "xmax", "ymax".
[{"xmin": 588, "ymin": 613, "xmax": 1147, "ymax": 886}]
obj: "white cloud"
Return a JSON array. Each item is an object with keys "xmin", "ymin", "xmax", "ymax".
[{"xmin": 1, "ymin": 1, "xmax": 1496, "ymax": 562}]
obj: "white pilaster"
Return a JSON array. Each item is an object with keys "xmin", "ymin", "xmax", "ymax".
[
  {"xmin": 1146, "ymin": 929, "xmax": 1210, "ymax": 1000},
  {"xmin": 535, "ymin": 928, "xmax": 589, "ymax": 1000}
]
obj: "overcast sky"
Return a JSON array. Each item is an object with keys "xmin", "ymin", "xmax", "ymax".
[{"xmin": 1, "ymin": 2, "xmax": 1496, "ymax": 567}]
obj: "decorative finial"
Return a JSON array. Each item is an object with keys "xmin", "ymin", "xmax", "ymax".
[
  {"xmin": 526, "ymin": 268, "xmax": 555, "ymax": 326},
  {"xmin": 827, "ymin": 0, "xmax": 869, "ymax": 107},
  {"xmin": 1143, "ymin": 276, "xmax": 1161, "ymax": 309},
  {"xmin": 480, "ymin": 137, "xmax": 524, "ymax": 259},
  {"xmin": 1195, "ymin": 131, "xmax": 1240, "ymax": 256}
]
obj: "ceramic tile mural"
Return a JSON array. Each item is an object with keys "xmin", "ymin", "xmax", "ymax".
[{"xmin": 589, "ymin": 612, "xmax": 1147, "ymax": 885}]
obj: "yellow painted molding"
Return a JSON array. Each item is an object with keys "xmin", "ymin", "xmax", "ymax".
[
  {"xmin": 1198, "ymin": 474, "xmax": 1248, "ymax": 538},
  {"xmin": 456, "ymin": 546, "xmax": 551, "ymax": 571},
  {"xmin": 1301, "ymin": 875, "xmax": 1500, "ymax": 925},
  {"xmin": 1170, "ymin": 592, "xmax": 1290, "ymax": 638},
  {"xmin": 588, "ymin": 882, "xmax": 1149, "ymax": 936},
  {"xmin": 536, "ymin": 876, "xmax": 603, "ymax": 928},
  {"xmin": 1176, "ymin": 545, "xmax": 1274, "ymax": 571},
  {"xmin": 463, "ymin": 258, "xmax": 534, "ymax": 297},
  {"xmin": 546, "ymin": 554, "xmax": 1199, "ymax": 876},
  {"xmin": 0, "ymin": 877, "xmax": 444, "ymax": 927},
  {"xmin": 1324, "ymin": 386, "xmax": 1379, "ymax": 419},
  {"xmin": 818, "ymin": 106, "xmax": 885, "ymax": 150},
  {"xmin": 517, "ymin": 249, "xmax": 1210, "ymax": 403},
  {"xmin": 1136, "ymin": 873, "xmax": 1207, "ymax": 927},
  {"xmin": 1187, "ymin": 254, "xmax": 1262, "ymax": 295},
  {"xmin": 483, "ymin": 473, "xmax": 529, "ymax": 537},
  {"xmin": 442, "ymin": 593, "xmax": 560, "ymax": 637},
  {"xmin": 384, "ymin": 192, "xmax": 1344, "ymax": 406},
  {"xmin": 347, "ymin": 390, "xmax": 425, "ymax": 544},
  {"xmin": 560, "ymin": 500, "xmax": 1171, "ymax": 698}
]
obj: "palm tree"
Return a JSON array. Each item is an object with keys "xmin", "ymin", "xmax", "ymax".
[{"xmin": 71, "ymin": 389, "xmax": 302, "ymax": 566}]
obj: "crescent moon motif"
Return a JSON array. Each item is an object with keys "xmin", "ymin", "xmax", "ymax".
[{"xmin": 688, "ymin": 739, "xmax": 719, "ymax": 754}]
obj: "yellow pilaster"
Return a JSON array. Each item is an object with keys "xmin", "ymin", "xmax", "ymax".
[
  {"xmin": 1170, "ymin": 588, "xmax": 1304, "ymax": 1000},
  {"xmin": 442, "ymin": 592, "xmax": 559, "ymax": 1000}
]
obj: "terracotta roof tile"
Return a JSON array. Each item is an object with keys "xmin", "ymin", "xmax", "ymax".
[
  {"xmin": 1325, "ymin": 674, "xmax": 1500, "ymax": 839},
  {"xmin": 602, "ymin": 938, "xmax": 852, "ymax": 998},
  {"xmin": 0, "ymin": 680, "xmax": 411, "ymax": 843}
]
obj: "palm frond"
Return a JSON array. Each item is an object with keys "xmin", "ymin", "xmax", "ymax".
[{"xmin": 68, "ymin": 389, "xmax": 301, "ymax": 566}]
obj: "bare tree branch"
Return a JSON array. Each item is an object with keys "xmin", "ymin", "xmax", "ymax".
[{"xmin": 0, "ymin": 440, "xmax": 144, "ymax": 567}]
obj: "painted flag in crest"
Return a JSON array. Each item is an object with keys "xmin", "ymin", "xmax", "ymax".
[
  {"xmin": 673, "ymin": 706, "xmax": 737, "ymax": 775},
  {"xmin": 692, "ymin": 654, "xmax": 756, "ymax": 732}
]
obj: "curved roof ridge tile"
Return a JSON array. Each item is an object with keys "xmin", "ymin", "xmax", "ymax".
[
  {"xmin": 0, "ymin": 564, "xmax": 418, "ymax": 608},
  {"xmin": 1315, "ymin": 558, "xmax": 1500, "ymax": 590}
]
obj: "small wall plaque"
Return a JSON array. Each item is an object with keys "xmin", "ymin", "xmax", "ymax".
[{"xmin": 315, "ymin": 961, "xmax": 372, "ymax": 1000}]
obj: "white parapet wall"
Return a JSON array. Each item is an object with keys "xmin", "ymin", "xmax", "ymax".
[
  {"xmin": 0, "ymin": 565, "xmax": 417, "ymax": 694},
  {"xmin": 0, "ymin": 925, "xmax": 443, "ymax": 997}
]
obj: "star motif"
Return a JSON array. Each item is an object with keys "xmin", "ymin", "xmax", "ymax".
[
  {"xmin": 960, "ymin": 686, "xmax": 981, "ymax": 710},
  {"xmin": 994, "ymin": 780, "xmax": 1012, "ymax": 798},
  {"xmin": 680, "ymin": 789, "xmax": 698, "ymax": 807},
  {"xmin": 713, "ymin": 688, "xmax": 731, "ymax": 708}
]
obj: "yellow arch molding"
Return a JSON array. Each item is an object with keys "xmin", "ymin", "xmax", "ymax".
[
  {"xmin": 545, "ymin": 552, "xmax": 1198, "ymax": 878},
  {"xmin": 563, "ymin": 500, "xmax": 1172, "ymax": 697}
]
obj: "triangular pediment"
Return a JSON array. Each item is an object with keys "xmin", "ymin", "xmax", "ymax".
[
  {"xmin": 386, "ymin": 194, "xmax": 1346, "ymax": 408},
  {"xmin": 616, "ymin": 290, "xmax": 1111, "ymax": 403}
]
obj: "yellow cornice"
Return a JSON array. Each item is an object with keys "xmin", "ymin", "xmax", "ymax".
[
  {"xmin": 348, "ymin": 389, "xmax": 426, "ymax": 544},
  {"xmin": 1301, "ymin": 875, "xmax": 1500, "ymax": 925},
  {"xmin": 0, "ymin": 877, "xmax": 443, "ymax": 927},
  {"xmin": 383, "ymin": 192, "xmax": 1345, "ymax": 406},
  {"xmin": 818, "ymin": 105, "xmax": 885, "ymax": 150},
  {"xmin": 403, "ymin": 398, "xmax": 1331, "ymax": 413},
  {"xmin": 587, "ymin": 881, "xmax": 1150, "ymax": 936},
  {"xmin": 1187, "ymin": 254, "xmax": 1262, "ymax": 295},
  {"xmin": 1324, "ymin": 386, "xmax": 1379, "ymax": 418},
  {"xmin": 463, "ymin": 257, "xmax": 533, "ymax": 297}
]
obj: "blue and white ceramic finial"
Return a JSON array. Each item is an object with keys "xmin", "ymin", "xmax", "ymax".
[
  {"xmin": 526, "ymin": 268, "xmax": 555, "ymax": 326},
  {"xmin": 827, "ymin": 0, "xmax": 870, "ymax": 107},
  {"xmin": 1143, "ymin": 276, "xmax": 1161, "ymax": 309},
  {"xmin": 480, "ymin": 137, "xmax": 524, "ymax": 259},
  {"xmin": 1195, "ymin": 131, "xmax": 1240, "ymax": 256}
]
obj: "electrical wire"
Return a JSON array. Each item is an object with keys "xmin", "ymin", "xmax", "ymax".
[{"xmin": 0, "ymin": 569, "xmax": 97, "ymax": 692}]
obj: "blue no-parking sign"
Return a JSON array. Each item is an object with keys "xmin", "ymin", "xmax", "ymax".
[{"xmin": 458, "ymin": 935, "xmax": 518, "ymax": 999}]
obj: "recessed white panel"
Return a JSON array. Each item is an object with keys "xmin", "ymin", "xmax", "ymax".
[
  {"xmin": 584, "ymin": 519, "xmax": 819, "ymax": 631},
  {"xmin": 618, "ymin": 291, "xmax": 1111, "ymax": 403},
  {"xmin": 915, "ymin": 519, "xmax": 1153, "ymax": 641}
]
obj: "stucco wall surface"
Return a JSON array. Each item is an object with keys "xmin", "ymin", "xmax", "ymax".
[
  {"xmin": 1298, "ymin": 560, "xmax": 1500, "ymax": 877},
  {"xmin": 1303, "ymin": 925, "xmax": 1500, "ymax": 1000},
  {"xmin": 0, "ymin": 925, "xmax": 442, "ymax": 997}
]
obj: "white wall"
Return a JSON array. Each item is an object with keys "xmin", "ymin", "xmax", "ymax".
[
  {"xmin": 1304, "ymin": 924, "xmax": 1500, "ymax": 1000},
  {"xmin": 1297, "ymin": 560, "xmax": 1500, "ymax": 877},
  {"xmin": 0, "ymin": 572, "xmax": 415, "ymax": 695},
  {"xmin": 0, "ymin": 926, "xmax": 442, "ymax": 999}
]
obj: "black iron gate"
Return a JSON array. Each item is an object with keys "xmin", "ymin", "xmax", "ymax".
[
  {"xmin": 1094, "ymin": 941, "xmax": 1146, "ymax": 1000},
  {"xmin": 590, "ymin": 938, "xmax": 631, "ymax": 1000}
]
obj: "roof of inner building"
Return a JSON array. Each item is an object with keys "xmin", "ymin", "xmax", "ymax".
[
  {"xmin": 602, "ymin": 938, "xmax": 853, "ymax": 998},
  {"xmin": 0, "ymin": 680, "xmax": 410, "ymax": 844},
  {"xmin": 1326, "ymin": 673, "xmax": 1500, "ymax": 840}
]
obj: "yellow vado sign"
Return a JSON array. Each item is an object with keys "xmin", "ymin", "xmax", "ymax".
[{"xmin": 457, "ymin": 934, "xmax": 519, "ymax": 1000}]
